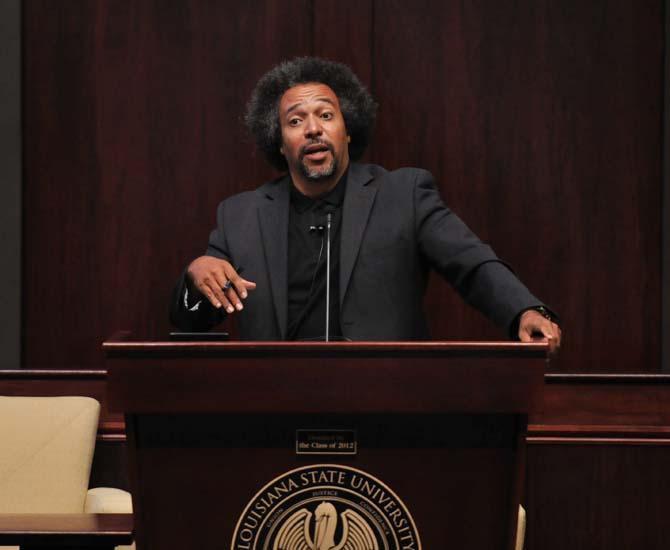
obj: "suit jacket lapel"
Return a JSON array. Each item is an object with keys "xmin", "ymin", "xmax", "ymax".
[
  {"xmin": 340, "ymin": 163, "xmax": 377, "ymax": 306},
  {"xmin": 257, "ymin": 177, "xmax": 290, "ymax": 339}
]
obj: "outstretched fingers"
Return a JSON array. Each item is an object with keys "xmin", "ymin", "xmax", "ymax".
[
  {"xmin": 187, "ymin": 256, "xmax": 257, "ymax": 313},
  {"xmin": 225, "ymin": 269, "xmax": 257, "ymax": 311}
]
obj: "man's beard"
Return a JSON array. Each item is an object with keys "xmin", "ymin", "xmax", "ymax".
[
  {"xmin": 300, "ymin": 157, "xmax": 338, "ymax": 181},
  {"xmin": 298, "ymin": 140, "xmax": 337, "ymax": 181}
]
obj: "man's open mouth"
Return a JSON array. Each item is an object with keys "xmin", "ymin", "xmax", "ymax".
[{"xmin": 301, "ymin": 142, "xmax": 332, "ymax": 160}]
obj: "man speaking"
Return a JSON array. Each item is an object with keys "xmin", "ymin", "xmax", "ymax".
[{"xmin": 170, "ymin": 57, "xmax": 561, "ymax": 350}]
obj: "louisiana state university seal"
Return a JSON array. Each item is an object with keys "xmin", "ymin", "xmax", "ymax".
[{"xmin": 231, "ymin": 464, "xmax": 421, "ymax": 550}]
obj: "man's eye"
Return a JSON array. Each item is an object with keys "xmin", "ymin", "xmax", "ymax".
[
  {"xmin": 321, "ymin": 112, "xmax": 333, "ymax": 120},
  {"xmin": 289, "ymin": 118, "xmax": 301, "ymax": 126}
]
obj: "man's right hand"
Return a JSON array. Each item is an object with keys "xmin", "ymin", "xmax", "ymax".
[{"xmin": 187, "ymin": 256, "xmax": 257, "ymax": 313}]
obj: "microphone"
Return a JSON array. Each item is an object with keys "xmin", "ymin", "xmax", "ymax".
[{"xmin": 309, "ymin": 203, "xmax": 336, "ymax": 234}]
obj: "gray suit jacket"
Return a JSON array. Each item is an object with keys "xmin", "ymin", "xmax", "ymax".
[{"xmin": 170, "ymin": 163, "xmax": 543, "ymax": 339}]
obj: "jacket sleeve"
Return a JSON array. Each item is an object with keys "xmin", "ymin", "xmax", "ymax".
[
  {"xmin": 168, "ymin": 201, "xmax": 231, "ymax": 331},
  {"xmin": 413, "ymin": 170, "xmax": 545, "ymax": 334}
]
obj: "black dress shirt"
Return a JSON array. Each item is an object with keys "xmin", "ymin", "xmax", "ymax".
[{"xmin": 286, "ymin": 172, "xmax": 347, "ymax": 340}]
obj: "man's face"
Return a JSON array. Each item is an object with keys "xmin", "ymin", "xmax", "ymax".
[{"xmin": 279, "ymin": 83, "xmax": 350, "ymax": 188}]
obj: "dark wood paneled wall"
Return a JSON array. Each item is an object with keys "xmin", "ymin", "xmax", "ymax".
[
  {"xmin": 22, "ymin": 0, "xmax": 665, "ymax": 371},
  {"xmin": 526, "ymin": 374, "xmax": 670, "ymax": 550}
]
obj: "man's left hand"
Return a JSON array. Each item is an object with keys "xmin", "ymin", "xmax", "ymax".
[{"xmin": 518, "ymin": 309, "xmax": 562, "ymax": 355}]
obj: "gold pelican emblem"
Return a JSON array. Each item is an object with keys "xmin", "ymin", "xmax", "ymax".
[{"xmin": 273, "ymin": 501, "xmax": 378, "ymax": 550}]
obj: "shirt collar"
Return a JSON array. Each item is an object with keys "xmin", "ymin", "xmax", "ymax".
[{"xmin": 290, "ymin": 168, "xmax": 349, "ymax": 213}]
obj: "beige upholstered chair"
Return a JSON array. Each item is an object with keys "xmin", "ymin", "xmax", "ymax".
[{"xmin": 0, "ymin": 396, "xmax": 133, "ymax": 550}]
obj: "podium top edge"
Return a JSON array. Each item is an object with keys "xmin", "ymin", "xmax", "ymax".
[{"xmin": 102, "ymin": 339, "xmax": 549, "ymax": 356}]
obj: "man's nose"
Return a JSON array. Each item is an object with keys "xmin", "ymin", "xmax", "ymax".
[{"xmin": 304, "ymin": 115, "xmax": 322, "ymax": 138}]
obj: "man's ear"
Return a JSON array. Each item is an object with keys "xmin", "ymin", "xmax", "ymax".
[
  {"xmin": 279, "ymin": 146, "xmax": 284, "ymax": 155},
  {"xmin": 347, "ymin": 136, "xmax": 351, "ymax": 143}
]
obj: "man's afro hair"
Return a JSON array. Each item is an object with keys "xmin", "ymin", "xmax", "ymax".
[{"xmin": 245, "ymin": 57, "xmax": 377, "ymax": 171}]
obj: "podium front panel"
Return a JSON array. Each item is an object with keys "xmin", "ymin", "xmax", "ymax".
[{"xmin": 105, "ymin": 341, "xmax": 547, "ymax": 550}]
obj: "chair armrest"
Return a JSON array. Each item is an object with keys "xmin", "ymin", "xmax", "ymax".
[
  {"xmin": 516, "ymin": 505, "xmax": 526, "ymax": 550},
  {"xmin": 85, "ymin": 488, "xmax": 133, "ymax": 514}
]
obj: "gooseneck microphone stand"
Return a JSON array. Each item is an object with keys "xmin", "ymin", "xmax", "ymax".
[{"xmin": 325, "ymin": 212, "xmax": 332, "ymax": 342}]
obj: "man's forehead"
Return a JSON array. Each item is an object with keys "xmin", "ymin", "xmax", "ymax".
[{"xmin": 280, "ymin": 83, "xmax": 340, "ymax": 113}]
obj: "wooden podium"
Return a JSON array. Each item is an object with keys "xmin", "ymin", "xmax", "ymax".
[{"xmin": 104, "ymin": 339, "xmax": 547, "ymax": 550}]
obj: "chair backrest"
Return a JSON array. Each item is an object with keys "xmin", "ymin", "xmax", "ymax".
[{"xmin": 0, "ymin": 396, "xmax": 100, "ymax": 513}]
